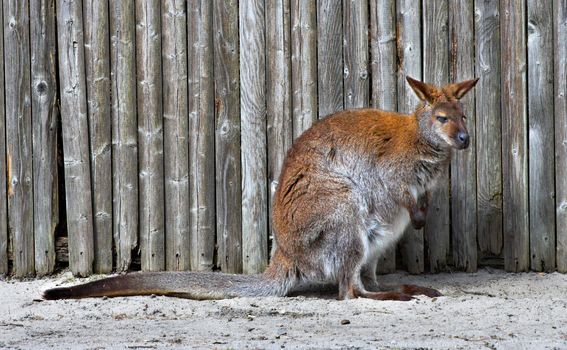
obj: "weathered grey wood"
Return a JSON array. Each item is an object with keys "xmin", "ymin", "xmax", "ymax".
[
  {"xmin": 56, "ymin": 0, "xmax": 94, "ymax": 277},
  {"xmin": 423, "ymin": 0, "xmax": 449, "ymax": 273},
  {"xmin": 240, "ymin": 0, "xmax": 268, "ymax": 274},
  {"xmin": 266, "ymin": 0, "xmax": 293, "ymax": 257},
  {"xmin": 291, "ymin": 0, "xmax": 317, "ymax": 138},
  {"xmin": 84, "ymin": 0, "xmax": 112, "ymax": 274},
  {"xmin": 52, "ymin": 237, "xmax": 140, "ymax": 266},
  {"xmin": 30, "ymin": 0, "xmax": 59, "ymax": 276},
  {"xmin": 474, "ymin": 0, "xmax": 503, "ymax": 257},
  {"xmin": 213, "ymin": 0, "xmax": 242, "ymax": 273},
  {"xmin": 501, "ymin": 0, "xmax": 529, "ymax": 272},
  {"xmin": 527, "ymin": 0, "xmax": 555, "ymax": 272},
  {"xmin": 0, "ymin": 2, "xmax": 7, "ymax": 275},
  {"xmin": 317, "ymin": 0, "xmax": 343, "ymax": 117},
  {"xmin": 370, "ymin": 0, "xmax": 397, "ymax": 274},
  {"xmin": 4, "ymin": 0, "xmax": 35, "ymax": 277},
  {"xmin": 162, "ymin": 0, "xmax": 190, "ymax": 271},
  {"xmin": 136, "ymin": 0, "xmax": 165, "ymax": 272},
  {"xmin": 188, "ymin": 0, "xmax": 215, "ymax": 272},
  {"xmin": 110, "ymin": 0, "xmax": 138, "ymax": 272},
  {"xmin": 449, "ymin": 0, "xmax": 477, "ymax": 272},
  {"xmin": 370, "ymin": 0, "xmax": 397, "ymax": 111},
  {"xmin": 343, "ymin": 0, "xmax": 369, "ymax": 108},
  {"xmin": 397, "ymin": 0, "xmax": 424, "ymax": 274},
  {"xmin": 555, "ymin": 0, "xmax": 567, "ymax": 273}
]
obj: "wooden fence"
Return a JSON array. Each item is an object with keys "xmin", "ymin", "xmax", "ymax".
[{"xmin": 0, "ymin": 0, "xmax": 566, "ymax": 277}]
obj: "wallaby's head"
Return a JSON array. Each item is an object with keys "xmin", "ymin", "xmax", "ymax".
[{"xmin": 406, "ymin": 76, "xmax": 478, "ymax": 150}]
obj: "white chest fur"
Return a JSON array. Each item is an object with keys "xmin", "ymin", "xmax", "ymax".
[{"xmin": 361, "ymin": 208, "xmax": 411, "ymax": 265}]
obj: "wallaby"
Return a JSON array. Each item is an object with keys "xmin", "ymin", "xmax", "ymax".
[{"xmin": 43, "ymin": 76, "xmax": 478, "ymax": 301}]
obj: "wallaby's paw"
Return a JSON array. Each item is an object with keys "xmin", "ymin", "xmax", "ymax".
[
  {"xmin": 410, "ymin": 208, "xmax": 427, "ymax": 229},
  {"xmin": 411, "ymin": 218, "xmax": 426, "ymax": 230},
  {"xmin": 401, "ymin": 284, "xmax": 442, "ymax": 298}
]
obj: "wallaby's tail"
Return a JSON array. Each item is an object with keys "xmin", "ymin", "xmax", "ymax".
[{"xmin": 42, "ymin": 271, "xmax": 289, "ymax": 300}]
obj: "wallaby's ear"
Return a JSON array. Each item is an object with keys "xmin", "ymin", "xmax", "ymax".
[
  {"xmin": 406, "ymin": 76, "xmax": 435, "ymax": 103},
  {"xmin": 448, "ymin": 78, "xmax": 479, "ymax": 99}
]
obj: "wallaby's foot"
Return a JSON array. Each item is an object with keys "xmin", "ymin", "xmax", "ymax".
[
  {"xmin": 339, "ymin": 290, "xmax": 413, "ymax": 301},
  {"xmin": 400, "ymin": 284, "xmax": 442, "ymax": 298},
  {"xmin": 358, "ymin": 290, "xmax": 414, "ymax": 301},
  {"xmin": 339, "ymin": 284, "xmax": 413, "ymax": 301}
]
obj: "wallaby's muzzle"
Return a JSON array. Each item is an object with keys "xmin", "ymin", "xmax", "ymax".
[{"xmin": 455, "ymin": 131, "xmax": 470, "ymax": 149}]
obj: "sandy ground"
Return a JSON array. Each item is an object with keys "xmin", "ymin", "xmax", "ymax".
[{"xmin": 1, "ymin": 269, "xmax": 566, "ymax": 350}]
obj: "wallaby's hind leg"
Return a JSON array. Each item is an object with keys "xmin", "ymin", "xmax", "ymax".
[
  {"xmin": 356, "ymin": 261, "xmax": 415, "ymax": 301},
  {"xmin": 400, "ymin": 284, "xmax": 442, "ymax": 297},
  {"xmin": 336, "ymin": 227, "xmax": 412, "ymax": 302},
  {"xmin": 340, "ymin": 271, "xmax": 413, "ymax": 301},
  {"xmin": 357, "ymin": 248, "xmax": 439, "ymax": 300},
  {"xmin": 335, "ymin": 224, "xmax": 369, "ymax": 300},
  {"xmin": 337, "ymin": 253, "xmax": 364, "ymax": 300}
]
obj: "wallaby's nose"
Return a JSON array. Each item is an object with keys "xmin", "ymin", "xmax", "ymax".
[{"xmin": 457, "ymin": 132, "xmax": 469, "ymax": 149}]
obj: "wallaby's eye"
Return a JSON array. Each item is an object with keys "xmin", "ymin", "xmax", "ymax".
[{"xmin": 436, "ymin": 116, "xmax": 448, "ymax": 123}]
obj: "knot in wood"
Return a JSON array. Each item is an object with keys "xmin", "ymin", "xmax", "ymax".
[{"xmin": 36, "ymin": 81, "xmax": 48, "ymax": 96}]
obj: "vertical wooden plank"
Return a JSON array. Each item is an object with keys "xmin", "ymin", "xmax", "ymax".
[
  {"xmin": 449, "ymin": 0, "xmax": 477, "ymax": 272},
  {"xmin": 370, "ymin": 0, "xmax": 397, "ymax": 110},
  {"xmin": 56, "ymin": 0, "xmax": 94, "ymax": 276},
  {"xmin": 4, "ymin": 0, "xmax": 34, "ymax": 277},
  {"xmin": 370, "ymin": 0, "xmax": 397, "ymax": 274},
  {"xmin": 527, "ymin": 0, "xmax": 555, "ymax": 272},
  {"xmin": 240, "ymin": 0, "xmax": 268, "ymax": 273},
  {"xmin": 423, "ymin": 0, "xmax": 449, "ymax": 272},
  {"xmin": 213, "ymin": 0, "xmax": 242, "ymax": 273},
  {"xmin": 343, "ymin": 0, "xmax": 369, "ymax": 108},
  {"xmin": 188, "ymin": 0, "xmax": 215, "ymax": 271},
  {"xmin": 30, "ymin": 0, "xmax": 58, "ymax": 276},
  {"xmin": 397, "ymin": 0, "xmax": 424, "ymax": 274},
  {"xmin": 475, "ymin": 0, "xmax": 503, "ymax": 257},
  {"xmin": 84, "ymin": 0, "xmax": 112, "ymax": 274},
  {"xmin": 291, "ymin": 0, "xmax": 317, "ymax": 139},
  {"xmin": 110, "ymin": 0, "xmax": 138, "ymax": 272},
  {"xmin": 317, "ymin": 0, "xmax": 343, "ymax": 117},
  {"xmin": 501, "ymin": 0, "xmax": 529, "ymax": 272},
  {"xmin": 162, "ymin": 0, "xmax": 189, "ymax": 271},
  {"xmin": 0, "ymin": 1, "xmax": 7, "ymax": 275},
  {"xmin": 136, "ymin": 0, "xmax": 165, "ymax": 272},
  {"xmin": 266, "ymin": 0, "xmax": 292, "ymax": 256},
  {"xmin": 556, "ymin": 0, "xmax": 567, "ymax": 273}
]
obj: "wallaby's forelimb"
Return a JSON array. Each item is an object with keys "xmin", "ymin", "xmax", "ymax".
[{"xmin": 401, "ymin": 190, "xmax": 430, "ymax": 229}]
